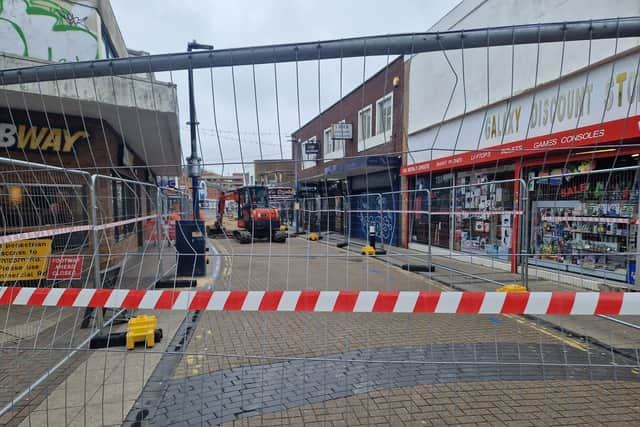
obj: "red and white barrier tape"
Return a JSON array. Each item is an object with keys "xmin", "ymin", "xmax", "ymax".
[
  {"xmin": 94, "ymin": 214, "xmax": 158, "ymax": 231},
  {"xmin": 0, "ymin": 287, "xmax": 637, "ymax": 315},
  {"xmin": 0, "ymin": 214, "xmax": 171, "ymax": 244},
  {"xmin": 0, "ymin": 225, "xmax": 93, "ymax": 244}
]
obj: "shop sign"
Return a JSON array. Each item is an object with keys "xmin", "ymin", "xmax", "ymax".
[
  {"xmin": 298, "ymin": 184, "xmax": 317, "ymax": 192},
  {"xmin": 268, "ymin": 187, "xmax": 294, "ymax": 200},
  {"xmin": 305, "ymin": 142, "xmax": 320, "ymax": 155},
  {"xmin": 402, "ymin": 116, "xmax": 638, "ymax": 176},
  {"xmin": 0, "ymin": 239, "xmax": 52, "ymax": 281},
  {"xmin": 405, "ymin": 50, "xmax": 640, "ymax": 176},
  {"xmin": 158, "ymin": 176, "xmax": 178, "ymax": 188},
  {"xmin": 198, "ymin": 181, "xmax": 207, "ymax": 200},
  {"xmin": 0, "ymin": 123, "xmax": 88, "ymax": 153},
  {"xmin": 47, "ymin": 255, "xmax": 83, "ymax": 280},
  {"xmin": 332, "ymin": 123, "xmax": 353, "ymax": 140}
]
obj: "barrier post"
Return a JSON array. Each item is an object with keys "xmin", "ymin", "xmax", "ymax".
[
  {"xmin": 378, "ymin": 193, "xmax": 385, "ymax": 252},
  {"xmin": 522, "ymin": 180, "xmax": 530, "ymax": 290},
  {"xmin": 636, "ymin": 169, "xmax": 640, "ymax": 285},
  {"xmin": 157, "ymin": 187, "xmax": 164, "ymax": 276},
  {"xmin": 428, "ymin": 189, "xmax": 433, "ymax": 275},
  {"xmin": 449, "ymin": 188, "xmax": 455, "ymax": 257},
  {"xmin": 156, "ymin": 187, "xmax": 162, "ymax": 248},
  {"xmin": 368, "ymin": 224, "xmax": 376, "ymax": 249},
  {"xmin": 89, "ymin": 175, "xmax": 104, "ymax": 330}
]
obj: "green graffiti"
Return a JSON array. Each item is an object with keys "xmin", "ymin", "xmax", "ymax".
[
  {"xmin": 23, "ymin": 0, "xmax": 97, "ymax": 38},
  {"xmin": 0, "ymin": 15, "xmax": 28, "ymax": 56},
  {"xmin": 0, "ymin": 0, "xmax": 99, "ymax": 60}
]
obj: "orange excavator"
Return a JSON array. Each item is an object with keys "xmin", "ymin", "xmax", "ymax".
[{"xmin": 213, "ymin": 185, "xmax": 287, "ymax": 243}]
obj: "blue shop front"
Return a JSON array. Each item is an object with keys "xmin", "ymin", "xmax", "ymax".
[{"xmin": 322, "ymin": 155, "xmax": 401, "ymax": 247}]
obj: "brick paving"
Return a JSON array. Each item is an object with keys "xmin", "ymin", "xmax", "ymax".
[
  {"xmin": 323, "ymin": 234, "xmax": 640, "ymax": 350},
  {"xmin": 132, "ymin": 237, "xmax": 640, "ymax": 426},
  {"xmin": 0, "ymin": 245, "xmax": 175, "ymax": 426},
  {"xmin": 9, "ymin": 236, "xmax": 638, "ymax": 425},
  {"xmin": 145, "ymin": 342, "xmax": 637, "ymax": 425},
  {"xmin": 229, "ymin": 380, "xmax": 640, "ymax": 426},
  {"xmin": 172, "ymin": 238, "xmax": 573, "ymax": 377}
]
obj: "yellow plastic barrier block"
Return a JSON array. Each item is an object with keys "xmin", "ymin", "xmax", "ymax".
[
  {"xmin": 127, "ymin": 315, "xmax": 157, "ymax": 350},
  {"xmin": 308, "ymin": 232, "xmax": 319, "ymax": 241},
  {"xmin": 361, "ymin": 245, "xmax": 376, "ymax": 255},
  {"xmin": 497, "ymin": 284, "xmax": 528, "ymax": 293}
]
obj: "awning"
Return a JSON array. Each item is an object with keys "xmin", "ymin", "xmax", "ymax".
[
  {"xmin": 0, "ymin": 80, "xmax": 181, "ymax": 177},
  {"xmin": 324, "ymin": 155, "xmax": 401, "ymax": 180}
]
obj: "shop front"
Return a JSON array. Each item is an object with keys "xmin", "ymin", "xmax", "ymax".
[
  {"xmin": 408, "ymin": 167, "xmax": 516, "ymax": 261},
  {"xmin": 527, "ymin": 155, "xmax": 639, "ymax": 283},
  {"xmin": 326, "ymin": 155, "xmax": 401, "ymax": 246},
  {"xmin": 297, "ymin": 155, "xmax": 401, "ymax": 246},
  {"xmin": 402, "ymin": 48, "xmax": 640, "ymax": 281},
  {"xmin": 0, "ymin": 102, "xmax": 180, "ymax": 285}
]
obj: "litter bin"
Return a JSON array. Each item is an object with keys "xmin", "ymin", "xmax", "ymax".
[{"xmin": 175, "ymin": 220, "xmax": 207, "ymax": 277}]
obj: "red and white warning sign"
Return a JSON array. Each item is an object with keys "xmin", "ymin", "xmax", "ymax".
[{"xmin": 47, "ymin": 255, "xmax": 84, "ymax": 280}]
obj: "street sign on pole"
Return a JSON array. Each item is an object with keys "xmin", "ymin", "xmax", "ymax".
[
  {"xmin": 305, "ymin": 142, "xmax": 320, "ymax": 155},
  {"xmin": 332, "ymin": 123, "xmax": 352, "ymax": 140}
]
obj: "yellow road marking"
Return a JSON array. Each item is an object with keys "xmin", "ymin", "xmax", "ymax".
[
  {"xmin": 212, "ymin": 240, "xmax": 232, "ymax": 281},
  {"xmin": 505, "ymin": 314, "xmax": 587, "ymax": 352}
]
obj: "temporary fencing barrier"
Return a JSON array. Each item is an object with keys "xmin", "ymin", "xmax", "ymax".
[{"xmin": 2, "ymin": 16, "xmax": 640, "ymax": 427}]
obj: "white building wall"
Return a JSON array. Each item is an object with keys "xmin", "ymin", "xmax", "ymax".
[{"xmin": 408, "ymin": 0, "xmax": 640, "ymax": 136}]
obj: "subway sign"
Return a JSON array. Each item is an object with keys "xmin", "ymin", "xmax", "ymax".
[{"xmin": 0, "ymin": 123, "xmax": 88, "ymax": 153}]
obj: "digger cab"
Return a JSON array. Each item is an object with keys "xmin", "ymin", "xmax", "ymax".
[{"xmin": 236, "ymin": 186, "xmax": 286, "ymax": 242}]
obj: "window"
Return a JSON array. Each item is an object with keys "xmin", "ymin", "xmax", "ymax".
[
  {"xmin": 324, "ymin": 125, "xmax": 344, "ymax": 161},
  {"xmin": 358, "ymin": 106, "xmax": 372, "ymax": 143},
  {"xmin": 301, "ymin": 137, "xmax": 318, "ymax": 170},
  {"xmin": 112, "ymin": 179, "xmax": 138, "ymax": 241},
  {"xmin": 376, "ymin": 93, "xmax": 393, "ymax": 135}
]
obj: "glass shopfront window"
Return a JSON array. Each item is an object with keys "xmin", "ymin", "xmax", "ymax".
[
  {"xmin": 409, "ymin": 167, "xmax": 515, "ymax": 261},
  {"xmin": 409, "ymin": 173, "xmax": 453, "ymax": 248},
  {"xmin": 528, "ymin": 158, "xmax": 640, "ymax": 283},
  {"xmin": 453, "ymin": 170, "xmax": 514, "ymax": 260}
]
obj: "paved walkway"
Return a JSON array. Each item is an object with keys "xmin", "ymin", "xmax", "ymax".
[
  {"xmin": 144, "ymin": 342, "xmax": 637, "ymax": 426},
  {"xmin": 10, "ymin": 235, "xmax": 640, "ymax": 426},
  {"xmin": 0, "ymin": 241, "xmax": 177, "ymax": 427},
  {"xmin": 137, "ymin": 236, "xmax": 640, "ymax": 426},
  {"xmin": 322, "ymin": 233, "xmax": 640, "ymax": 350}
]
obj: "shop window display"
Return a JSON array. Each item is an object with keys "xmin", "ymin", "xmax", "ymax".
[
  {"xmin": 454, "ymin": 171, "xmax": 514, "ymax": 260},
  {"xmin": 529, "ymin": 160, "xmax": 639, "ymax": 283},
  {"xmin": 409, "ymin": 173, "xmax": 453, "ymax": 248}
]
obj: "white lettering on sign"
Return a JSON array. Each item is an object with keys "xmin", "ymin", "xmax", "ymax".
[
  {"xmin": 533, "ymin": 139, "xmax": 558, "ymax": 149},
  {"xmin": 332, "ymin": 122, "xmax": 353, "ymax": 140},
  {"xmin": 471, "ymin": 152, "xmax": 491, "ymax": 161},
  {"xmin": 559, "ymin": 128, "xmax": 605, "ymax": 144},
  {"xmin": 0, "ymin": 123, "xmax": 87, "ymax": 153},
  {"xmin": 407, "ymin": 50, "xmax": 640, "ymax": 169}
]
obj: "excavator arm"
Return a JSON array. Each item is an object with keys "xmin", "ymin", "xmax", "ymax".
[{"xmin": 207, "ymin": 190, "xmax": 238, "ymax": 237}]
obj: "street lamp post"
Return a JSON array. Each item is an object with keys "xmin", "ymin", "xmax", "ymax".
[{"xmin": 186, "ymin": 40, "xmax": 213, "ymax": 219}]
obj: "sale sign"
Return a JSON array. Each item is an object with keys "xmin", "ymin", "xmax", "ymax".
[{"xmin": 47, "ymin": 255, "xmax": 84, "ymax": 280}]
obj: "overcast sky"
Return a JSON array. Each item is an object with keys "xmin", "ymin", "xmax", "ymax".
[{"xmin": 111, "ymin": 0, "xmax": 459, "ymax": 177}]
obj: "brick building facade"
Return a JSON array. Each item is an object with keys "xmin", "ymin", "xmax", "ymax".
[{"xmin": 291, "ymin": 57, "xmax": 405, "ymax": 245}]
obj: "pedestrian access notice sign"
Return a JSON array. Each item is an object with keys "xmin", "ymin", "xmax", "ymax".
[
  {"xmin": 47, "ymin": 255, "xmax": 84, "ymax": 280},
  {"xmin": 0, "ymin": 239, "xmax": 52, "ymax": 281}
]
